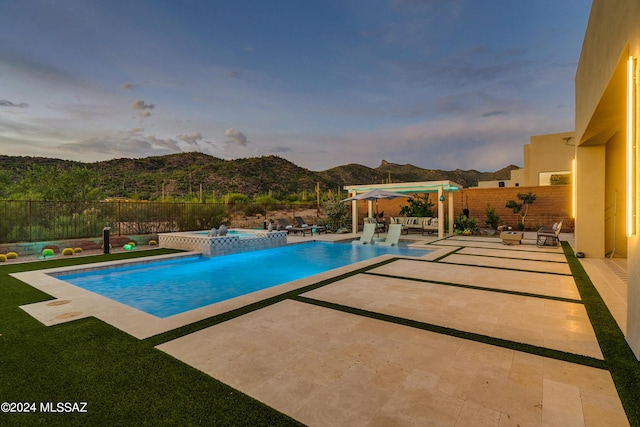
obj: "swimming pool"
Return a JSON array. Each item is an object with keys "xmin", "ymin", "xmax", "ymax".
[{"xmin": 55, "ymin": 242, "xmax": 431, "ymax": 318}]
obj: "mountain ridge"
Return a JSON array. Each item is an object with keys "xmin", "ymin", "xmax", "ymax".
[{"xmin": 0, "ymin": 153, "xmax": 520, "ymax": 200}]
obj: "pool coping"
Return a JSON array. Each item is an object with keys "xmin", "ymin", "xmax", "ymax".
[{"xmin": 14, "ymin": 243, "xmax": 454, "ymax": 339}]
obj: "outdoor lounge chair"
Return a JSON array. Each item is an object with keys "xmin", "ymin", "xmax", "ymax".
[
  {"xmin": 364, "ymin": 216, "xmax": 386, "ymax": 234},
  {"xmin": 353, "ymin": 222, "xmax": 376, "ymax": 245},
  {"xmin": 537, "ymin": 220, "xmax": 563, "ymax": 246},
  {"xmin": 377, "ymin": 223, "xmax": 402, "ymax": 246},
  {"xmin": 294, "ymin": 216, "xmax": 326, "ymax": 234},
  {"xmin": 276, "ymin": 218, "xmax": 314, "ymax": 236}
]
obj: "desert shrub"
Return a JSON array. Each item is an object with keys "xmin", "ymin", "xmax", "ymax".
[
  {"xmin": 0, "ymin": 254, "xmax": 6, "ymax": 262},
  {"xmin": 243, "ymin": 204, "xmax": 266, "ymax": 217},
  {"xmin": 6, "ymin": 252, "xmax": 18, "ymax": 259},
  {"xmin": 74, "ymin": 247, "xmax": 83, "ymax": 253},
  {"xmin": 484, "ymin": 205, "xmax": 500, "ymax": 229},
  {"xmin": 62, "ymin": 248, "xmax": 74, "ymax": 256},
  {"xmin": 323, "ymin": 199, "xmax": 351, "ymax": 232},
  {"xmin": 148, "ymin": 240, "xmax": 157, "ymax": 246},
  {"xmin": 225, "ymin": 193, "xmax": 251, "ymax": 204},
  {"xmin": 454, "ymin": 214, "xmax": 478, "ymax": 233},
  {"xmin": 178, "ymin": 203, "xmax": 227, "ymax": 230},
  {"xmin": 42, "ymin": 248, "xmax": 54, "ymax": 257}
]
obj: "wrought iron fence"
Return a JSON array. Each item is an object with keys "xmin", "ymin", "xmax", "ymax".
[{"xmin": 0, "ymin": 200, "xmax": 322, "ymax": 244}]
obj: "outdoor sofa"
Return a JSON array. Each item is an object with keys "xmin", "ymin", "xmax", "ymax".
[{"xmin": 389, "ymin": 217, "xmax": 439, "ymax": 235}]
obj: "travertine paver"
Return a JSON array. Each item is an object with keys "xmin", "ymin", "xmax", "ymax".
[
  {"xmin": 368, "ymin": 259, "xmax": 580, "ymax": 300},
  {"xmin": 440, "ymin": 253, "xmax": 572, "ymax": 275},
  {"xmin": 302, "ymin": 274, "xmax": 602, "ymax": 359},
  {"xmin": 457, "ymin": 246, "xmax": 568, "ymax": 262},
  {"xmin": 157, "ymin": 300, "xmax": 627, "ymax": 426}
]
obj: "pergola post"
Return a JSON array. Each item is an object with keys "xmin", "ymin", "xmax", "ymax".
[
  {"xmin": 448, "ymin": 192, "xmax": 454, "ymax": 235},
  {"xmin": 351, "ymin": 198, "xmax": 358, "ymax": 234},
  {"xmin": 437, "ymin": 186, "xmax": 444, "ymax": 238}
]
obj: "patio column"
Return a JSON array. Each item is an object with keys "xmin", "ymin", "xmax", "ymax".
[
  {"xmin": 437, "ymin": 187, "xmax": 444, "ymax": 238},
  {"xmin": 448, "ymin": 192, "xmax": 454, "ymax": 235},
  {"xmin": 351, "ymin": 198, "xmax": 358, "ymax": 234}
]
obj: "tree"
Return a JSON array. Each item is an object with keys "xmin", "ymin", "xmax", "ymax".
[
  {"xmin": 8, "ymin": 165, "xmax": 104, "ymax": 201},
  {"xmin": 506, "ymin": 192, "xmax": 536, "ymax": 230},
  {"xmin": 399, "ymin": 194, "xmax": 434, "ymax": 217}
]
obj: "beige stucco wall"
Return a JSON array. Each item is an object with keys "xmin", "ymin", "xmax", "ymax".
[
  {"xmin": 574, "ymin": 145, "xmax": 606, "ymax": 257},
  {"xmin": 576, "ymin": 0, "xmax": 640, "ymax": 358},
  {"xmin": 522, "ymin": 144, "xmax": 531, "ymax": 186},
  {"xmin": 527, "ymin": 132, "xmax": 575, "ymax": 186}
]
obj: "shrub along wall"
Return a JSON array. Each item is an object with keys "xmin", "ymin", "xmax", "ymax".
[
  {"xmin": 357, "ymin": 185, "xmax": 573, "ymax": 231},
  {"xmin": 454, "ymin": 185, "xmax": 573, "ymax": 231}
]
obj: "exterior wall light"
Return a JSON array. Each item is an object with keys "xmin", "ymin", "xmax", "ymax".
[
  {"xmin": 439, "ymin": 195, "xmax": 445, "ymax": 202},
  {"xmin": 627, "ymin": 56, "xmax": 637, "ymax": 237},
  {"xmin": 572, "ymin": 158, "xmax": 576, "ymax": 218}
]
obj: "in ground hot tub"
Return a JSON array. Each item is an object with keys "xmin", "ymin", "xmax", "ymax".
[{"xmin": 159, "ymin": 229, "xmax": 288, "ymax": 256}]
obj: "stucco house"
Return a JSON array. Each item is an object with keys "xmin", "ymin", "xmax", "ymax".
[{"xmin": 575, "ymin": 0, "xmax": 640, "ymax": 358}]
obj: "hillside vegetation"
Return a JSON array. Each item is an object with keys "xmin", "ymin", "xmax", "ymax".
[{"xmin": 0, "ymin": 153, "xmax": 519, "ymax": 201}]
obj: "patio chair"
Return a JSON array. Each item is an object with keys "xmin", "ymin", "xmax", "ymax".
[
  {"xmin": 353, "ymin": 222, "xmax": 376, "ymax": 245},
  {"xmin": 537, "ymin": 220, "xmax": 563, "ymax": 246},
  {"xmin": 377, "ymin": 223, "xmax": 402, "ymax": 246}
]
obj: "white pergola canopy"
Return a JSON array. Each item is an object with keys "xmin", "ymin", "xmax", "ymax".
[{"xmin": 343, "ymin": 180, "xmax": 463, "ymax": 238}]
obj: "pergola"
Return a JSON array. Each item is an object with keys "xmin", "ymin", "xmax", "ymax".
[{"xmin": 343, "ymin": 180, "xmax": 463, "ymax": 238}]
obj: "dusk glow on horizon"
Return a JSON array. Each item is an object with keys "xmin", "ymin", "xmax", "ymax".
[{"xmin": 1, "ymin": 0, "xmax": 590, "ymax": 172}]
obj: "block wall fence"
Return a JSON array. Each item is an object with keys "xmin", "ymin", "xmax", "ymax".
[{"xmin": 357, "ymin": 185, "xmax": 573, "ymax": 231}]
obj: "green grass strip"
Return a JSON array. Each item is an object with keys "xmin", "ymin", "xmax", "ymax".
[
  {"xmin": 561, "ymin": 242, "xmax": 640, "ymax": 426},
  {"xmin": 0, "ymin": 250, "xmax": 302, "ymax": 426},
  {"xmin": 292, "ymin": 295, "xmax": 606, "ymax": 369},
  {"xmin": 364, "ymin": 271, "xmax": 582, "ymax": 304},
  {"xmin": 429, "ymin": 246, "xmax": 464, "ymax": 262}
]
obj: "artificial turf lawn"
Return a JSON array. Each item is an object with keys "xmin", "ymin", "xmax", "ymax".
[
  {"xmin": 0, "ymin": 250, "xmax": 302, "ymax": 426},
  {"xmin": 561, "ymin": 242, "xmax": 640, "ymax": 426}
]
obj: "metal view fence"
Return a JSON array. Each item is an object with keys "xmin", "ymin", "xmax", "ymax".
[{"xmin": 0, "ymin": 200, "xmax": 320, "ymax": 244}]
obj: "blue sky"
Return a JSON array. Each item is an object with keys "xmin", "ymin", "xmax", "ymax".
[{"xmin": 0, "ymin": 0, "xmax": 590, "ymax": 172}]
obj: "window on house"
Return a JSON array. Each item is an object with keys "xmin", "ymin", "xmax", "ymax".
[{"xmin": 539, "ymin": 171, "xmax": 571, "ymax": 186}]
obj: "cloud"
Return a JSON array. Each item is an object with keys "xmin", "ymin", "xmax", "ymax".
[
  {"xmin": 55, "ymin": 130, "xmax": 218, "ymax": 159},
  {"xmin": 131, "ymin": 99, "xmax": 154, "ymax": 111},
  {"xmin": 224, "ymin": 128, "xmax": 248, "ymax": 146},
  {"xmin": 269, "ymin": 146, "xmax": 292, "ymax": 153},
  {"xmin": 0, "ymin": 99, "xmax": 29, "ymax": 108},
  {"xmin": 480, "ymin": 110, "xmax": 509, "ymax": 117},
  {"xmin": 131, "ymin": 99, "xmax": 154, "ymax": 120},
  {"xmin": 177, "ymin": 132, "xmax": 203, "ymax": 146},
  {"xmin": 121, "ymin": 82, "xmax": 137, "ymax": 90}
]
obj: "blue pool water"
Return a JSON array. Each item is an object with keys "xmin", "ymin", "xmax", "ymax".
[{"xmin": 57, "ymin": 242, "xmax": 430, "ymax": 318}]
